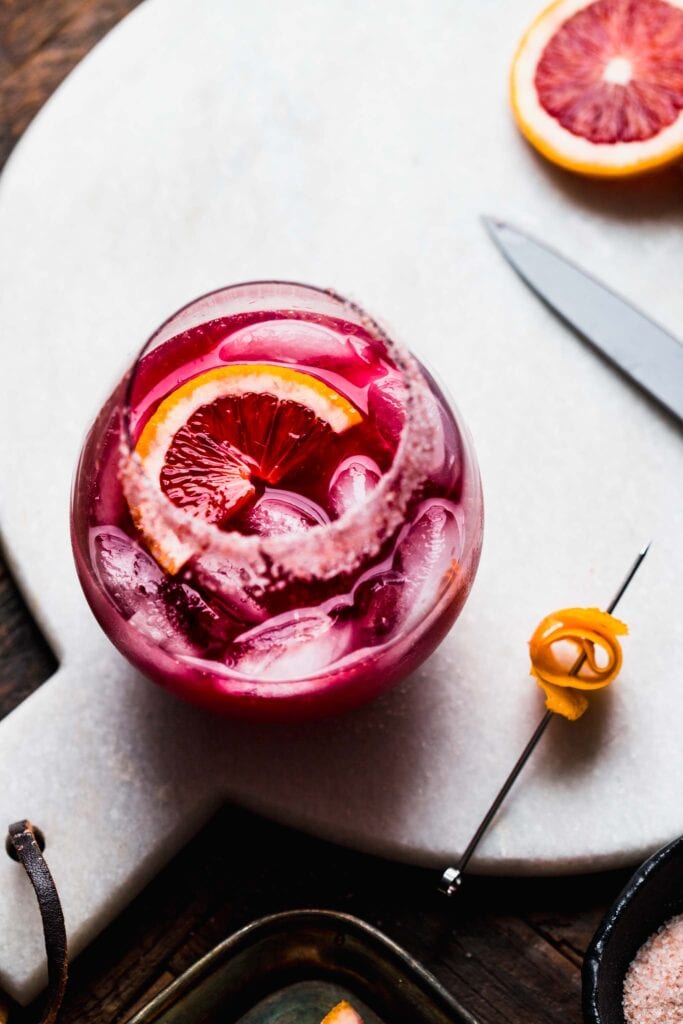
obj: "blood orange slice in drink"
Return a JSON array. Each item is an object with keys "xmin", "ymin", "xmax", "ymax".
[
  {"xmin": 128, "ymin": 363, "xmax": 361, "ymax": 571},
  {"xmin": 511, "ymin": 0, "xmax": 683, "ymax": 176}
]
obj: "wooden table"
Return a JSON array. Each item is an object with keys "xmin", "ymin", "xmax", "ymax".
[{"xmin": 0, "ymin": 3, "xmax": 632, "ymax": 1021}]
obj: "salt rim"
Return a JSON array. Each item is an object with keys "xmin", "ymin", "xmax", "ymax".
[{"xmin": 119, "ymin": 282, "xmax": 436, "ymax": 589}]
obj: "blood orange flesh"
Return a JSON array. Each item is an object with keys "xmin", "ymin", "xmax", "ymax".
[
  {"xmin": 159, "ymin": 391, "xmax": 335, "ymax": 525},
  {"xmin": 535, "ymin": 0, "xmax": 683, "ymax": 143},
  {"xmin": 511, "ymin": 0, "xmax": 683, "ymax": 176},
  {"xmin": 159, "ymin": 417, "xmax": 255, "ymax": 525}
]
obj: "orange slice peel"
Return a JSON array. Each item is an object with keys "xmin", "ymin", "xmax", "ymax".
[
  {"xmin": 135, "ymin": 363, "xmax": 362, "ymax": 471},
  {"xmin": 529, "ymin": 607, "xmax": 628, "ymax": 720},
  {"xmin": 125, "ymin": 363, "xmax": 362, "ymax": 573}
]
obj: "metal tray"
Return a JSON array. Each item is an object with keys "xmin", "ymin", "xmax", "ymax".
[{"xmin": 129, "ymin": 909, "xmax": 476, "ymax": 1024}]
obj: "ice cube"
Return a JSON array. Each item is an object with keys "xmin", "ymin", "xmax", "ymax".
[
  {"xmin": 192, "ymin": 552, "xmax": 269, "ymax": 624},
  {"xmin": 421, "ymin": 384, "xmax": 462, "ymax": 490},
  {"xmin": 218, "ymin": 320, "xmax": 380, "ymax": 385},
  {"xmin": 128, "ymin": 595, "xmax": 195, "ymax": 655},
  {"xmin": 351, "ymin": 569, "xmax": 408, "ymax": 646},
  {"xmin": 88, "ymin": 527, "xmax": 233, "ymax": 654},
  {"xmin": 241, "ymin": 488, "xmax": 328, "ymax": 536},
  {"xmin": 227, "ymin": 608, "xmax": 350, "ymax": 680},
  {"xmin": 367, "ymin": 371, "xmax": 405, "ymax": 447},
  {"xmin": 394, "ymin": 500, "xmax": 462, "ymax": 627},
  {"xmin": 161, "ymin": 581, "xmax": 237, "ymax": 654},
  {"xmin": 89, "ymin": 526, "xmax": 164, "ymax": 617},
  {"xmin": 126, "ymin": 578, "xmax": 230, "ymax": 656},
  {"xmin": 434, "ymin": 402, "xmax": 462, "ymax": 491},
  {"xmin": 328, "ymin": 456, "xmax": 381, "ymax": 517}
]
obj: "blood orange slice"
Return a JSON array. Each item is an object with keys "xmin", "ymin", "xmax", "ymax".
[
  {"xmin": 511, "ymin": 0, "xmax": 683, "ymax": 176},
  {"xmin": 129, "ymin": 363, "xmax": 361, "ymax": 572}
]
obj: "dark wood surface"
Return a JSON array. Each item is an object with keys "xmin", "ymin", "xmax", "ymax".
[{"xmin": 0, "ymin": 4, "xmax": 633, "ymax": 1022}]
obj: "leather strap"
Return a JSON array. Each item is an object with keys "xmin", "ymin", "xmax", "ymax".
[{"xmin": 7, "ymin": 821, "xmax": 67, "ymax": 1024}]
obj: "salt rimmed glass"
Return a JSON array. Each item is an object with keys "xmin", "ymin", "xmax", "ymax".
[{"xmin": 71, "ymin": 282, "xmax": 483, "ymax": 719}]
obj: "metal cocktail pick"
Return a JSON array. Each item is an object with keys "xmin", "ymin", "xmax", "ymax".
[{"xmin": 438, "ymin": 543, "xmax": 651, "ymax": 896}]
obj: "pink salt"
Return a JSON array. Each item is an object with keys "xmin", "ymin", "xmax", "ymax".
[{"xmin": 623, "ymin": 912, "xmax": 683, "ymax": 1023}]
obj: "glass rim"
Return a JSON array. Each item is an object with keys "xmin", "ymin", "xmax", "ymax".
[{"xmin": 118, "ymin": 280, "xmax": 438, "ymax": 589}]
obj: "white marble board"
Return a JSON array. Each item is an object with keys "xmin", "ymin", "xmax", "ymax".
[{"xmin": 0, "ymin": 0, "xmax": 682, "ymax": 1006}]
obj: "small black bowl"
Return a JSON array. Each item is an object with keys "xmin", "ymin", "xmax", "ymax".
[{"xmin": 583, "ymin": 833, "xmax": 683, "ymax": 1024}]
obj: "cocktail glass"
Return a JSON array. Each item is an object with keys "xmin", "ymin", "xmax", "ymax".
[{"xmin": 71, "ymin": 282, "xmax": 483, "ymax": 719}]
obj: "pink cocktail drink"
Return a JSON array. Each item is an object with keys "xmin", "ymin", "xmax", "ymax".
[{"xmin": 71, "ymin": 283, "xmax": 483, "ymax": 719}]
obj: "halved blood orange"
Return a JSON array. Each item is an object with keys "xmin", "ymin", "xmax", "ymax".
[
  {"xmin": 129, "ymin": 363, "xmax": 361, "ymax": 572},
  {"xmin": 511, "ymin": 0, "xmax": 683, "ymax": 177}
]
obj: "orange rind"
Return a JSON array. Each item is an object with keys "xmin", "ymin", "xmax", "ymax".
[
  {"xmin": 126, "ymin": 363, "xmax": 361, "ymax": 573},
  {"xmin": 529, "ymin": 606, "xmax": 628, "ymax": 720}
]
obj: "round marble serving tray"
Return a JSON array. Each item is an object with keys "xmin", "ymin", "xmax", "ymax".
[{"xmin": 0, "ymin": 0, "xmax": 681, "ymax": 1004}]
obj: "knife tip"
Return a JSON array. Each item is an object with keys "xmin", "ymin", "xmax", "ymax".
[
  {"xmin": 481, "ymin": 216, "xmax": 510, "ymax": 249},
  {"xmin": 481, "ymin": 215, "xmax": 505, "ymax": 234}
]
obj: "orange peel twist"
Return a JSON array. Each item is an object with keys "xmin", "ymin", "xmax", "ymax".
[
  {"xmin": 529, "ymin": 607, "xmax": 628, "ymax": 721},
  {"xmin": 321, "ymin": 1001, "xmax": 364, "ymax": 1023}
]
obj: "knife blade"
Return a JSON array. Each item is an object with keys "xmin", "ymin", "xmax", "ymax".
[{"xmin": 484, "ymin": 218, "xmax": 683, "ymax": 426}]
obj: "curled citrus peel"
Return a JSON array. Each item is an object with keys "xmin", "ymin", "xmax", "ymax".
[
  {"xmin": 321, "ymin": 1001, "xmax": 364, "ymax": 1024},
  {"xmin": 529, "ymin": 607, "xmax": 628, "ymax": 720}
]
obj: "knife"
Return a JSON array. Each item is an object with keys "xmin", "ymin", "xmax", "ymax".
[{"xmin": 484, "ymin": 218, "xmax": 683, "ymax": 426}]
